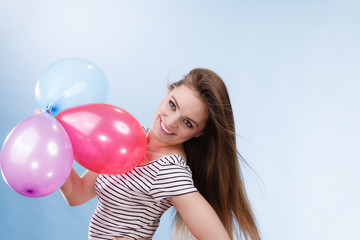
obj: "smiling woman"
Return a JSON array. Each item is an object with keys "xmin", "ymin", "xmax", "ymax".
[
  {"xmin": 149, "ymin": 84, "xmax": 208, "ymax": 148},
  {"xmin": 58, "ymin": 68, "xmax": 260, "ymax": 240},
  {"xmin": 167, "ymin": 69, "xmax": 261, "ymax": 240}
]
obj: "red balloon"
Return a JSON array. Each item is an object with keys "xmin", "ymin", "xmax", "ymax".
[{"xmin": 56, "ymin": 103, "xmax": 146, "ymax": 175}]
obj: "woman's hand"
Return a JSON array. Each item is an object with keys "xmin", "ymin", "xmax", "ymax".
[{"xmin": 34, "ymin": 109, "xmax": 42, "ymax": 114}]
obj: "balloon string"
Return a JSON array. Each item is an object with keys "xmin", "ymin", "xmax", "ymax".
[
  {"xmin": 45, "ymin": 83, "xmax": 84, "ymax": 114},
  {"xmin": 46, "ymin": 105, "xmax": 52, "ymax": 114}
]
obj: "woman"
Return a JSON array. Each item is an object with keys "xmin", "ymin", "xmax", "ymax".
[{"xmin": 59, "ymin": 68, "xmax": 260, "ymax": 240}]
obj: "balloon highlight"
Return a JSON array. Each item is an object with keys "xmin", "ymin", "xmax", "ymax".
[
  {"xmin": 56, "ymin": 103, "xmax": 147, "ymax": 175},
  {"xmin": 35, "ymin": 58, "xmax": 108, "ymax": 116},
  {"xmin": 0, "ymin": 113, "xmax": 73, "ymax": 198}
]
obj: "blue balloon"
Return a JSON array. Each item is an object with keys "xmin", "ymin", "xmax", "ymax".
[{"xmin": 35, "ymin": 58, "xmax": 108, "ymax": 116}]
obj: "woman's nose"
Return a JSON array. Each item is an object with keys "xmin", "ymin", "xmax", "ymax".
[{"xmin": 165, "ymin": 113, "xmax": 178, "ymax": 128}]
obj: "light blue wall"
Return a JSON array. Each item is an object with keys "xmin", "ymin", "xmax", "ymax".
[{"xmin": 1, "ymin": 1, "xmax": 359, "ymax": 239}]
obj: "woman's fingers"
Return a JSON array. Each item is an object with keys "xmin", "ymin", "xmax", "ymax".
[{"xmin": 34, "ymin": 109, "xmax": 42, "ymax": 114}]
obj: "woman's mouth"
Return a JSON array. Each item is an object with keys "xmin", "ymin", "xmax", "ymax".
[{"xmin": 160, "ymin": 118, "xmax": 175, "ymax": 135}]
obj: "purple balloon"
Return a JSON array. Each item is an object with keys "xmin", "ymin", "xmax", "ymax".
[{"xmin": 0, "ymin": 112, "xmax": 73, "ymax": 198}]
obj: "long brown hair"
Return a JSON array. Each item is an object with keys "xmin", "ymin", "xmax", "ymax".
[{"xmin": 169, "ymin": 68, "xmax": 260, "ymax": 240}]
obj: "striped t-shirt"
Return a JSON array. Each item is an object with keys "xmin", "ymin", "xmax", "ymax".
[{"xmin": 88, "ymin": 154, "xmax": 198, "ymax": 240}]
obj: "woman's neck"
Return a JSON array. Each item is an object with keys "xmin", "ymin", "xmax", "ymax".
[{"xmin": 145, "ymin": 129, "xmax": 185, "ymax": 157}]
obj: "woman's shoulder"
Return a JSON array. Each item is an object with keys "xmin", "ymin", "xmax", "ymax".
[
  {"xmin": 142, "ymin": 154, "xmax": 187, "ymax": 169},
  {"xmin": 152, "ymin": 154, "xmax": 193, "ymax": 178},
  {"xmin": 158, "ymin": 154, "xmax": 187, "ymax": 166}
]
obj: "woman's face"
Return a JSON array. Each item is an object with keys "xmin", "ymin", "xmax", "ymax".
[{"xmin": 151, "ymin": 84, "xmax": 208, "ymax": 147}]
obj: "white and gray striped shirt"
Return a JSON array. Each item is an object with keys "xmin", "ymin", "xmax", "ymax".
[{"xmin": 89, "ymin": 154, "xmax": 197, "ymax": 240}]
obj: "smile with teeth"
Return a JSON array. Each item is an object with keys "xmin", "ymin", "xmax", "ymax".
[{"xmin": 160, "ymin": 118, "xmax": 175, "ymax": 135}]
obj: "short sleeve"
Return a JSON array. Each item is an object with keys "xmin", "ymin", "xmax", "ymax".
[{"xmin": 149, "ymin": 160, "xmax": 198, "ymax": 201}]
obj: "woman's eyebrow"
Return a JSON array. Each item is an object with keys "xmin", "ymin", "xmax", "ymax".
[
  {"xmin": 171, "ymin": 96, "xmax": 180, "ymax": 110},
  {"xmin": 171, "ymin": 95, "xmax": 199, "ymax": 127},
  {"xmin": 187, "ymin": 118, "xmax": 199, "ymax": 127}
]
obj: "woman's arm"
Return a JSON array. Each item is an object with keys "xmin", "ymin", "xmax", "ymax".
[
  {"xmin": 60, "ymin": 169, "xmax": 98, "ymax": 206},
  {"xmin": 33, "ymin": 109, "xmax": 98, "ymax": 206},
  {"xmin": 169, "ymin": 192, "xmax": 231, "ymax": 240}
]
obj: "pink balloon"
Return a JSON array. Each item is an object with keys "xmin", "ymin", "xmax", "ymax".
[
  {"xmin": 56, "ymin": 103, "xmax": 146, "ymax": 175},
  {"xmin": 0, "ymin": 113, "xmax": 73, "ymax": 198}
]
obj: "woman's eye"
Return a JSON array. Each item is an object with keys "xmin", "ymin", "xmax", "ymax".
[
  {"xmin": 183, "ymin": 119, "xmax": 193, "ymax": 128},
  {"xmin": 169, "ymin": 100, "xmax": 176, "ymax": 111}
]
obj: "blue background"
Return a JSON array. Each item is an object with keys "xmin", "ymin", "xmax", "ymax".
[{"xmin": 1, "ymin": 0, "xmax": 359, "ymax": 239}]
